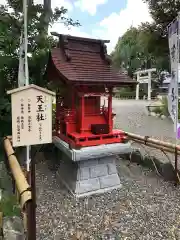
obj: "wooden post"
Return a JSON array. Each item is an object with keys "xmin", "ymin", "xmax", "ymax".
[
  {"xmin": 175, "ymin": 147, "xmax": 179, "ymax": 185},
  {"xmin": 29, "ymin": 154, "xmax": 36, "ymax": 239},
  {"xmin": 108, "ymin": 89, "xmax": 112, "ymax": 133},
  {"xmin": 80, "ymin": 95, "xmax": 85, "ymax": 133},
  {"xmin": 0, "ymin": 212, "xmax": 3, "ymax": 237}
]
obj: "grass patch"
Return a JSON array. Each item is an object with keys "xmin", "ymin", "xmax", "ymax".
[
  {"xmin": 0, "ymin": 144, "xmax": 21, "ymax": 218},
  {"xmin": 0, "ymin": 194, "xmax": 21, "ymax": 217},
  {"xmin": 152, "ymin": 96, "xmax": 180, "ymax": 118}
]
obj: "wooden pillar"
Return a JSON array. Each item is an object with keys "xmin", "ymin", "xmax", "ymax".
[
  {"xmin": 71, "ymin": 89, "xmax": 75, "ymax": 110},
  {"xmin": 108, "ymin": 90, "xmax": 112, "ymax": 133},
  {"xmin": 55, "ymin": 94, "xmax": 60, "ymax": 135},
  {"xmin": 80, "ymin": 95, "xmax": 85, "ymax": 133}
]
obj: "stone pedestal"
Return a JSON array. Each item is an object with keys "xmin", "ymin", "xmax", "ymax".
[
  {"xmin": 53, "ymin": 137, "xmax": 132, "ymax": 198},
  {"xmin": 3, "ymin": 216, "xmax": 25, "ymax": 240},
  {"xmin": 56, "ymin": 152, "xmax": 121, "ymax": 198}
]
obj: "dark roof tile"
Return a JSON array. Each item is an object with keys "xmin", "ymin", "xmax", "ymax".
[{"xmin": 47, "ymin": 34, "xmax": 136, "ymax": 86}]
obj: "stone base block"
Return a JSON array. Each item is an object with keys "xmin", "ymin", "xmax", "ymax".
[
  {"xmin": 53, "ymin": 136, "xmax": 132, "ymax": 161},
  {"xmin": 56, "ymin": 151, "xmax": 121, "ymax": 198},
  {"xmin": 3, "ymin": 216, "xmax": 25, "ymax": 240}
]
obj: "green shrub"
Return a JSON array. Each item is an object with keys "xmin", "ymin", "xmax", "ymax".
[
  {"xmin": 0, "ymin": 195, "xmax": 21, "ymax": 217},
  {"xmin": 153, "ymin": 106, "xmax": 162, "ymax": 114},
  {"xmin": 115, "ymin": 87, "xmax": 149, "ymax": 99},
  {"xmin": 161, "ymin": 97, "xmax": 169, "ymax": 116},
  {"xmin": 115, "ymin": 87, "xmax": 136, "ymax": 98},
  {"xmin": 153, "ymin": 96, "xmax": 180, "ymax": 118}
]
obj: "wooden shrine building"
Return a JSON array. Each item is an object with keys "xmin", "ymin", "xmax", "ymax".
[{"xmin": 46, "ymin": 33, "xmax": 136, "ymax": 149}]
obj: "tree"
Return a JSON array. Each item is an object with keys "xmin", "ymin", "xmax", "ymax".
[
  {"xmin": 111, "ymin": 27, "xmax": 155, "ymax": 77},
  {"xmin": 112, "ymin": 0, "xmax": 180, "ymax": 77},
  {"xmin": 142, "ymin": 0, "xmax": 180, "ymax": 70},
  {"xmin": 143, "ymin": 0, "xmax": 180, "ymax": 34},
  {"xmin": 0, "ymin": 0, "xmax": 80, "ymax": 137}
]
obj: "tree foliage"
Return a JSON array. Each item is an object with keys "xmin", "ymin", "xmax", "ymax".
[
  {"xmin": 111, "ymin": 26, "xmax": 156, "ymax": 77},
  {"xmin": 112, "ymin": 0, "xmax": 180, "ymax": 77},
  {"xmin": 0, "ymin": 0, "xmax": 80, "ymax": 137},
  {"xmin": 144, "ymin": 0, "xmax": 180, "ymax": 33}
]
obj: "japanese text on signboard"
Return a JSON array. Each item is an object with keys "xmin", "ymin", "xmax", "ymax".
[{"xmin": 36, "ymin": 95, "xmax": 48, "ymax": 141}]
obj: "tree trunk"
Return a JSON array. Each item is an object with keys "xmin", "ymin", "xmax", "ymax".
[
  {"xmin": 27, "ymin": 0, "xmax": 33, "ymax": 6},
  {"xmin": 43, "ymin": 0, "xmax": 52, "ymax": 33}
]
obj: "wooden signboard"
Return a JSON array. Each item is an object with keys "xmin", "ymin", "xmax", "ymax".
[{"xmin": 7, "ymin": 84, "xmax": 56, "ymax": 147}]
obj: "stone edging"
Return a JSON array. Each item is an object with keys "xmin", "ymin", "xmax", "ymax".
[
  {"xmin": 119, "ymin": 151, "xmax": 178, "ymax": 182},
  {"xmin": 148, "ymin": 111, "xmax": 169, "ymax": 120}
]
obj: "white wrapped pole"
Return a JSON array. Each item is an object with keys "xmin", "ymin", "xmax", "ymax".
[{"xmin": 23, "ymin": 0, "xmax": 31, "ymax": 171}]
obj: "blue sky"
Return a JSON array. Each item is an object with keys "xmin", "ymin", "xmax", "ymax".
[
  {"xmin": 1, "ymin": 0, "xmax": 152, "ymax": 53},
  {"xmin": 50, "ymin": 0, "xmax": 152, "ymax": 53}
]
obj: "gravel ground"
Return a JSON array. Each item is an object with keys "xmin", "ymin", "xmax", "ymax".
[
  {"xmin": 36, "ymin": 156, "xmax": 180, "ymax": 240},
  {"xmin": 112, "ymin": 99, "xmax": 177, "ymax": 143},
  {"xmin": 113, "ymin": 99, "xmax": 180, "ymax": 165},
  {"xmin": 36, "ymin": 99, "xmax": 180, "ymax": 240}
]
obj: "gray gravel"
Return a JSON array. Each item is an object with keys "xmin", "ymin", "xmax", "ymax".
[
  {"xmin": 113, "ymin": 99, "xmax": 176, "ymax": 143},
  {"xmin": 113, "ymin": 99, "xmax": 180, "ymax": 165},
  {"xmin": 36, "ymin": 156, "xmax": 180, "ymax": 240},
  {"xmin": 36, "ymin": 99, "xmax": 180, "ymax": 239}
]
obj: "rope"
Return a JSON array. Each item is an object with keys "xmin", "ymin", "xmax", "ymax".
[{"xmin": 144, "ymin": 136, "xmax": 149, "ymax": 145}]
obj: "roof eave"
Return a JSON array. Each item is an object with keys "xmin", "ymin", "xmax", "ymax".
[{"xmin": 71, "ymin": 80, "xmax": 137, "ymax": 86}]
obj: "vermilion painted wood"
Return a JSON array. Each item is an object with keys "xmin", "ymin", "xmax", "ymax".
[{"xmin": 46, "ymin": 34, "xmax": 135, "ymax": 149}]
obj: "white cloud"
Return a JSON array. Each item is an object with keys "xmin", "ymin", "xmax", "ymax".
[
  {"xmin": 50, "ymin": 0, "xmax": 152, "ymax": 54},
  {"xmin": 74, "ymin": 0, "xmax": 107, "ymax": 15},
  {"xmin": 1, "ymin": 0, "xmax": 152, "ymax": 54},
  {"xmin": 93, "ymin": 0, "xmax": 153, "ymax": 53},
  {"xmin": 1, "ymin": 0, "xmax": 73, "ymax": 11},
  {"xmin": 34, "ymin": 0, "xmax": 73, "ymax": 11},
  {"xmin": 50, "ymin": 23, "xmax": 92, "ymax": 39},
  {"xmin": 0, "ymin": 0, "xmax": 6, "ymax": 5}
]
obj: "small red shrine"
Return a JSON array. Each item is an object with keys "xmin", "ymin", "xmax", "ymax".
[{"xmin": 46, "ymin": 33, "xmax": 135, "ymax": 149}]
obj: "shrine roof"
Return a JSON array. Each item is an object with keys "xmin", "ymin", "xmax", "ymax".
[{"xmin": 47, "ymin": 33, "xmax": 136, "ymax": 86}]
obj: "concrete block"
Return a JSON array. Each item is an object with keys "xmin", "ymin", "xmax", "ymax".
[
  {"xmin": 76, "ymin": 178, "xmax": 100, "ymax": 194},
  {"xmin": 100, "ymin": 174, "xmax": 121, "ymax": 189},
  {"xmin": 54, "ymin": 145, "xmax": 121, "ymax": 198},
  {"xmin": 53, "ymin": 136, "xmax": 132, "ymax": 161},
  {"xmin": 80, "ymin": 159, "xmax": 98, "ymax": 167},
  {"xmin": 90, "ymin": 164, "xmax": 108, "ymax": 178},
  {"xmin": 99, "ymin": 156, "xmax": 116, "ymax": 165},
  {"xmin": 107, "ymin": 162, "xmax": 117, "ymax": 175},
  {"xmin": 79, "ymin": 166, "xmax": 90, "ymax": 180},
  {"xmin": 3, "ymin": 216, "xmax": 25, "ymax": 240}
]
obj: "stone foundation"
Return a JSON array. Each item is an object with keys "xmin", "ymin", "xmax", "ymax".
[
  {"xmin": 56, "ymin": 151, "xmax": 121, "ymax": 198},
  {"xmin": 53, "ymin": 137, "xmax": 132, "ymax": 197}
]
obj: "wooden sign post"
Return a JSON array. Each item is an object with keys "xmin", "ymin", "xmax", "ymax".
[{"xmin": 7, "ymin": 84, "xmax": 55, "ymax": 239}]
